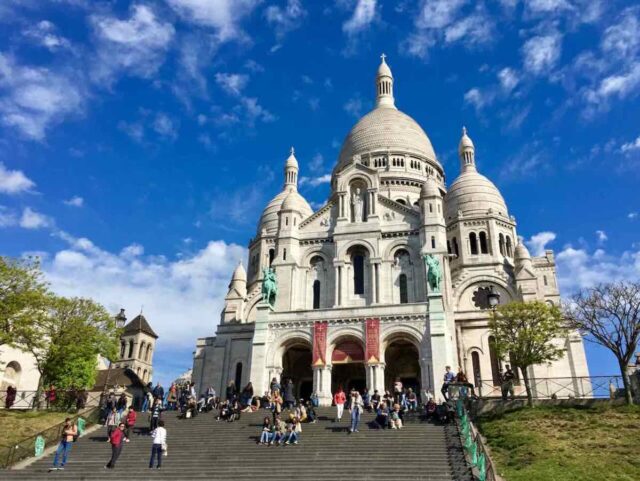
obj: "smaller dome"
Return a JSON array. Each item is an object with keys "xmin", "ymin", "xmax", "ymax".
[
  {"xmin": 281, "ymin": 192, "xmax": 299, "ymax": 211},
  {"xmin": 458, "ymin": 126, "xmax": 474, "ymax": 155},
  {"xmin": 421, "ymin": 177, "xmax": 440, "ymax": 198},
  {"xmin": 231, "ymin": 262, "xmax": 246, "ymax": 282},
  {"xmin": 285, "ymin": 147, "xmax": 298, "ymax": 169},
  {"xmin": 377, "ymin": 55, "xmax": 392, "ymax": 77},
  {"xmin": 258, "ymin": 188, "xmax": 313, "ymax": 234},
  {"xmin": 514, "ymin": 238, "xmax": 532, "ymax": 263},
  {"xmin": 445, "ymin": 171, "xmax": 508, "ymax": 219}
]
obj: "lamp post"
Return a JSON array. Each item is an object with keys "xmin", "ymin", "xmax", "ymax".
[
  {"xmin": 487, "ymin": 286, "xmax": 501, "ymax": 310},
  {"xmin": 102, "ymin": 309, "xmax": 126, "ymax": 408}
]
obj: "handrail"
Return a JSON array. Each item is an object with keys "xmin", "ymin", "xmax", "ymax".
[
  {"xmin": 475, "ymin": 375, "xmax": 623, "ymax": 400},
  {"xmin": 0, "ymin": 406, "xmax": 101, "ymax": 469},
  {"xmin": 0, "ymin": 390, "xmax": 104, "ymax": 411},
  {"xmin": 455, "ymin": 395, "xmax": 498, "ymax": 481}
]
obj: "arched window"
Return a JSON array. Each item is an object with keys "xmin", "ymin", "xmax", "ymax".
[
  {"xmin": 283, "ymin": 248, "xmax": 287, "ymax": 261},
  {"xmin": 234, "ymin": 362, "xmax": 243, "ymax": 389},
  {"xmin": 285, "ymin": 217, "xmax": 289, "ymax": 226},
  {"xmin": 488, "ymin": 336, "xmax": 501, "ymax": 386},
  {"xmin": 143, "ymin": 369, "xmax": 147, "ymax": 382},
  {"xmin": 431, "ymin": 236, "xmax": 436, "ymax": 249},
  {"xmin": 453, "ymin": 237, "xmax": 459, "ymax": 257},
  {"xmin": 471, "ymin": 352, "xmax": 481, "ymax": 388},
  {"xmin": 499, "ymin": 234, "xmax": 505, "ymax": 256},
  {"xmin": 479, "ymin": 231, "xmax": 489, "ymax": 254},
  {"xmin": 543, "ymin": 275, "xmax": 548, "ymax": 286},
  {"xmin": 128, "ymin": 340, "xmax": 134, "ymax": 358},
  {"xmin": 396, "ymin": 199, "xmax": 406, "ymax": 205},
  {"xmin": 447, "ymin": 240, "xmax": 452, "ymax": 255},
  {"xmin": 470, "ymin": 232, "xmax": 479, "ymax": 255},
  {"xmin": 429, "ymin": 203, "xmax": 433, "ymax": 213},
  {"xmin": 353, "ymin": 254, "xmax": 365, "ymax": 295},
  {"xmin": 120, "ymin": 341, "xmax": 126, "ymax": 358},
  {"xmin": 506, "ymin": 236, "xmax": 513, "ymax": 257},
  {"xmin": 0, "ymin": 361, "xmax": 21, "ymax": 390},
  {"xmin": 138, "ymin": 342, "xmax": 145, "ymax": 359},
  {"xmin": 312, "ymin": 280, "xmax": 321, "ymax": 309},
  {"xmin": 146, "ymin": 345, "xmax": 152, "ymax": 362},
  {"xmin": 269, "ymin": 249, "xmax": 275, "ymax": 266},
  {"xmin": 399, "ymin": 274, "xmax": 408, "ymax": 304},
  {"xmin": 137, "ymin": 367, "xmax": 141, "ymax": 376}
]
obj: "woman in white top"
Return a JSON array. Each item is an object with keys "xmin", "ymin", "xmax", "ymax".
[{"xmin": 149, "ymin": 420, "xmax": 167, "ymax": 469}]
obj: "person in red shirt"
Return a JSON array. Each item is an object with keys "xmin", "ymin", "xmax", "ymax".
[
  {"xmin": 124, "ymin": 406, "xmax": 136, "ymax": 439},
  {"xmin": 105, "ymin": 423, "xmax": 127, "ymax": 469},
  {"xmin": 333, "ymin": 386, "xmax": 346, "ymax": 423}
]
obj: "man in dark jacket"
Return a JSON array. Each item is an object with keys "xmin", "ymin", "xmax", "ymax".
[
  {"xmin": 283, "ymin": 379, "xmax": 295, "ymax": 410},
  {"xmin": 152, "ymin": 383, "xmax": 164, "ymax": 404}
]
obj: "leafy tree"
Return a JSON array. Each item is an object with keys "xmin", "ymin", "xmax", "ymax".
[
  {"xmin": 0, "ymin": 256, "xmax": 49, "ymax": 348},
  {"xmin": 489, "ymin": 301, "xmax": 567, "ymax": 407},
  {"xmin": 23, "ymin": 295, "xmax": 119, "ymax": 394},
  {"xmin": 565, "ymin": 282, "xmax": 640, "ymax": 405}
]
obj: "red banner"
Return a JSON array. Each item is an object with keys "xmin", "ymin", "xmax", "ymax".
[
  {"xmin": 332, "ymin": 340, "xmax": 364, "ymax": 363},
  {"xmin": 312, "ymin": 321, "xmax": 327, "ymax": 366},
  {"xmin": 365, "ymin": 318, "xmax": 380, "ymax": 364}
]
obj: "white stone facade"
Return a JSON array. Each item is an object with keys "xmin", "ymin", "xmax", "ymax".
[{"xmin": 192, "ymin": 57, "xmax": 590, "ymax": 404}]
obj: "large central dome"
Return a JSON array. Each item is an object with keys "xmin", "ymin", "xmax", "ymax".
[{"xmin": 333, "ymin": 56, "xmax": 439, "ymax": 176}]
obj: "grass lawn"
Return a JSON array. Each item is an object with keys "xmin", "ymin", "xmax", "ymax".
[
  {"xmin": 0, "ymin": 411, "xmax": 71, "ymax": 447},
  {"xmin": 478, "ymin": 403, "xmax": 640, "ymax": 481}
]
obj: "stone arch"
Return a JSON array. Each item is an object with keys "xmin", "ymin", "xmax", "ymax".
[
  {"xmin": 337, "ymin": 238, "xmax": 377, "ymax": 260},
  {"xmin": 383, "ymin": 239, "xmax": 416, "ymax": 260},
  {"xmin": 380, "ymin": 325, "xmax": 424, "ymax": 355},
  {"xmin": 267, "ymin": 330, "xmax": 313, "ymax": 368},
  {"xmin": 336, "ymin": 172, "xmax": 375, "ymax": 192},
  {"xmin": 146, "ymin": 344, "xmax": 152, "ymax": 362},
  {"xmin": 381, "ymin": 329, "xmax": 424, "ymax": 394},
  {"xmin": 0, "ymin": 361, "xmax": 22, "ymax": 390},
  {"xmin": 245, "ymin": 294, "xmax": 264, "ymax": 323},
  {"xmin": 328, "ymin": 331, "xmax": 366, "ymax": 393},
  {"xmin": 138, "ymin": 341, "xmax": 146, "ymax": 359}
]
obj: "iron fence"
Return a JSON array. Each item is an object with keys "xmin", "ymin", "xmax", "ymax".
[
  {"xmin": 0, "ymin": 406, "xmax": 101, "ymax": 469},
  {"xmin": 0, "ymin": 390, "xmax": 104, "ymax": 411},
  {"xmin": 476, "ymin": 375, "xmax": 624, "ymax": 400}
]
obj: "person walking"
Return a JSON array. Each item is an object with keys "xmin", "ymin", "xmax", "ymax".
[
  {"xmin": 349, "ymin": 389, "xmax": 364, "ymax": 433},
  {"xmin": 105, "ymin": 423, "xmax": 127, "ymax": 469},
  {"xmin": 49, "ymin": 418, "xmax": 77, "ymax": 471},
  {"xmin": 283, "ymin": 379, "xmax": 295, "ymax": 410},
  {"xmin": 500, "ymin": 365, "xmax": 516, "ymax": 401},
  {"xmin": 333, "ymin": 386, "xmax": 346, "ymax": 423},
  {"xmin": 441, "ymin": 366, "xmax": 456, "ymax": 400},
  {"xmin": 105, "ymin": 407, "xmax": 119, "ymax": 440},
  {"xmin": 125, "ymin": 406, "xmax": 136, "ymax": 438},
  {"xmin": 149, "ymin": 419, "xmax": 167, "ymax": 469},
  {"xmin": 150, "ymin": 398, "xmax": 162, "ymax": 431}
]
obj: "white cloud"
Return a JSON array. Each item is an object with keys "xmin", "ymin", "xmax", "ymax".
[
  {"xmin": 63, "ymin": 196, "xmax": 84, "ymax": 207},
  {"xmin": 595, "ymin": 230, "xmax": 608, "ymax": 244},
  {"xmin": 498, "ymin": 67, "xmax": 519, "ymax": 92},
  {"xmin": 443, "ymin": 9, "xmax": 493, "ymax": 45},
  {"xmin": 240, "ymin": 97, "xmax": 275, "ymax": 126},
  {"xmin": 620, "ymin": 136, "xmax": 640, "ymax": 153},
  {"xmin": 463, "ymin": 88, "xmax": 490, "ymax": 111},
  {"xmin": 266, "ymin": 0, "xmax": 307, "ymax": 40},
  {"xmin": 39, "ymin": 233, "xmax": 247, "ymax": 349},
  {"xmin": 344, "ymin": 95, "xmax": 365, "ymax": 118},
  {"xmin": 22, "ymin": 20, "xmax": 72, "ymax": 51},
  {"xmin": 168, "ymin": 0, "xmax": 260, "ymax": 41},
  {"xmin": 299, "ymin": 174, "xmax": 331, "ymax": 187},
  {"xmin": 628, "ymin": 212, "xmax": 638, "ymax": 220},
  {"xmin": 0, "ymin": 53, "xmax": 86, "ymax": 140},
  {"xmin": 343, "ymin": 0, "xmax": 377, "ymax": 35},
  {"xmin": 153, "ymin": 112, "xmax": 178, "ymax": 139},
  {"xmin": 415, "ymin": 0, "xmax": 465, "ymax": 30},
  {"xmin": 526, "ymin": 231, "xmax": 557, "ymax": 256},
  {"xmin": 0, "ymin": 205, "xmax": 17, "ymax": 227},
  {"xmin": 118, "ymin": 120, "xmax": 144, "ymax": 142},
  {"xmin": 522, "ymin": 33, "xmax": 562, "ymax": 75},
  {"xmin": 215, "ymin": 73, "xmax": 249, "ymax": 96},
  {"xmin": 556, "ymin": 245, "xmax": 640, "ymax": 293},
  {"xmin": 0, "ymin": 162, "xmax": 36, "ymax": 194},
  {"xmin": 90, "ymin": 5, "xmax": 175, "ymax": 85},
  {"xmin": 525, "ymin": 0, "xmax": 572, "ymax": 14},
  {"xmin": 601, "ymin": 8, "xmax": 640, "ymax": 59},
  {"xmin": 19, "ymin": 207, "xmax": 53, "ymax": 229},
  {"xmin": 308, "ymin": 153, "xmax": 324, "ymax": 173}
]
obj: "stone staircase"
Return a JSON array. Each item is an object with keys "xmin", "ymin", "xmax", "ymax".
[{"xmin": 5, "ymin": 408, "xmax": 473, "ymax": 481}]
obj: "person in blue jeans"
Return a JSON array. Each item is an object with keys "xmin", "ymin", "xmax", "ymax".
[
  {"xmin": 149, "ymin": 420, "xmax": 166, "ymax": 469},
  {"xmin": 50, "ymin": 418, "xmax": 77, "ymax": 471},
  {"xmin": 258, "ymin": 417, "xmax": 273, "ymax": 445},
  {"xmin": 349, "ymin": 389, "xmax": 364, "ymax": 433}
]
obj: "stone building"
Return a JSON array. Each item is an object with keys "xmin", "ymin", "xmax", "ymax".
[
  {"xmin": 112, "ymin": 309, "xmax": 158, "ymax": 384},
  {"xmin": 192, "ymin": 57, "xmax": 590, "ymax": 404}
]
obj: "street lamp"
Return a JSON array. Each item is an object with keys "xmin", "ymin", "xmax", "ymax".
[{"xmin": 487, "ymin": 286, "xmax": 501, "ymax": 310}]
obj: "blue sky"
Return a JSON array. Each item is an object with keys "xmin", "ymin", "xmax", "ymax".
[{"xmin": 0, "ymin": 0, "xmax": 638, "ymax": 386}]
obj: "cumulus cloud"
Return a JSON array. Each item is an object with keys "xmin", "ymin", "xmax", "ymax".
[
  {"xmin": 343, "ymin": 0, "xmax": 377, "ymax": 35},
  {"xmin": 39, "ymin": 232, "xmax": 247, "ymax": 350},
  {"xmin": 344, "ymin": 95, "xmax": 365, "ymax": 118},
  {"xmin": 63, "ymin": 196, "xmax": 84, "ymax": 207},
  {"xmin": 168, "ymin": 0, "xmax": 260, "ymax": 41},
  {"xmin": 0, "ymin": 53, "xmax": 86, "ymax": 140},
  {"xmin": 595, "ymin": 230, "xmax": 608, "ymax": 244},
  {"xmin": 498, "ymin": 67, "xmax": 520, "ymax": 93},
  {"xmin": 526, "ymin": 231, "xmax": 557, "ymax": 256},
  {"xmin": 152, "ymin": 112, "xmax": 178, "ymax": 139},
  {"xmin": 215, "ymin": 73, "xmax": 249, "ymax": 96},
  {"xmin": 22, "ymin": 20, "xmax": 72, "ymax": 51},
  {"xmin": 620, "ymin": 136, "xmax": 640, "ymax": 153},
  {"xmin": 0, "ymin": 205, "xmax": 17, "ymax": 227},
  {"xmin": 0, "ymin": 162, "xmax": 36, "ymax": 194},
  {"xmin": 299, "ymin": 174, "xmax": 331, "ymax": 187},
  {"xmin": 90, "ymin": 4, "xmax": 175, "ymax": 85},
  {"xmin": 19, "ymin": 207, "xmax": 53, "ymax": 229},
  {"xmin": 628, "ymin": 212, "xmax": 638, "ymax": 220},
  {"xmin": 522, "ymin": 33, "xmax": 562, "ymax": 75},
  {"xmin": 266, "ymin": 0, "xmax": 307, "ymax": 41}
]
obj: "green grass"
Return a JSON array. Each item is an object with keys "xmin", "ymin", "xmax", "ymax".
[
  {"xmin": 0, "ymin": 411, "xmax": 71, "ymax": 447},
  {"xmin": 477, "ymin": 403, "xmax": 640, "ymax": 481}
]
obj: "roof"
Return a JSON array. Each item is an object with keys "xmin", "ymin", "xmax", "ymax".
[
  {"xmin": 123, "ymin": 314, "xmax": 158, "ymax": 339},
  {"xmin": 257, "ymin": 187, "xmax": 313, "ymax": 234},
  {"xmin": 444, "ymin": 171, "xmax": 508, "ymax": 220},
  {"xmin": 92, "ymin": 368, "xmax": 146, "ymax": 391}
]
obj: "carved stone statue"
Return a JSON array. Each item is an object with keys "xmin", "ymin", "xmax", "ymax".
[
  {"xmin": 351, "ymin": 187, "xmax": 364, "ymax": 222},
  {"xmin": 261, "ymin": 267, "xmax": 278, "ymax": 308},
  {"xmin": 423, "ymin": 254, "xmax": 442, "ymax": 293}
]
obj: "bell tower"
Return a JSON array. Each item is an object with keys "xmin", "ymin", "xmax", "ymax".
[{"xmin": 114, "ymin": 310, "xmax": 158, "ymax": 384}]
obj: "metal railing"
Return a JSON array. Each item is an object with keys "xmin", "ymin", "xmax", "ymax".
[
  {"xmin": 475, "ymin": 375, "xmax": 624, "ymax": 400},
  {"xmin": 0, "ymin": 390, "xmax": 104, "ymax": 411},
  {"xmin": 0, "ymin": 406, "xmax": 101, "ymax": 469}
]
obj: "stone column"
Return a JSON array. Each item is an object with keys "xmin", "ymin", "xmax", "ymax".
[
  {"xmin": 370, "ymin": 262, "xmax": 377, "ymax": 304},
  {"xmin": 316, "ymin": 365, "xmax": 332, "ymax": 406},
  {"xmin": 249, "ymin": 302, "xmax": 271, "ymax": 395},
  {"xmin": 428, "ymin": 293, "xmax": 455, "ymax": 403}
]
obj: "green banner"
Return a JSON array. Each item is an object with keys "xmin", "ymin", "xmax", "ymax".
[
  {"xmin": 35, "ymin": 436, "xmax": 45, "ymax": 457},
  {"xmin": 77, "ymin": 418, "xmax": 86, "ymax": 435}
]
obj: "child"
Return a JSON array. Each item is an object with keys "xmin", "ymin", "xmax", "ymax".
[{"xmin": 390, "ymin": 403, "xmax": 403, "ymax": 430}]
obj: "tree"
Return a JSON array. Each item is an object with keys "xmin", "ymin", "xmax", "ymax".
[
  {"xmin": 489, "ymin": 301, "xmax": 567, "ymax": 407},
  {"xmin": 565, "ymin": 282, "xmax": 640, "ymax": 405},
  {"xmin": 22, "ymin": 295, "xmax": 119, "ymax": 395},
  {"xmin": 0, "ymin": 256, "xmax": 49, "ymax": 348}
]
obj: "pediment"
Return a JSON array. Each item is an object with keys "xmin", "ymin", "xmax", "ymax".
[
  {"xmin": 378, "ymin": 195, "xmax": 420, "ymax": 226},
  {"xmin": 299, "ymin": 201, "xmax": 336, "ymax": 233}
]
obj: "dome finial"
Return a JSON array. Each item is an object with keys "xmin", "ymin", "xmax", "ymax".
[
  {"xmin": 284, "ymin": 147, "xmax": 299, "ymax": 190},
  {"xmin": 458, "ymin": 126, "xmax": 476, "ymax": 173},
  {"xmin": 290, "ymin": 146, "xmax": 295, "ymax": 155},
  {"xmin": 375, "ymin": 54, "xmax": 395, "ymax": 109}
]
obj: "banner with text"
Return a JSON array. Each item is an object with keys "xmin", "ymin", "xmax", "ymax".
[
  {"xmin": 312, "ymin": 321, "xmax": 328, "ymax": 366},
  {"xmin": 365, "ymin": 318, "xmax": 380, "ymax": 364}
]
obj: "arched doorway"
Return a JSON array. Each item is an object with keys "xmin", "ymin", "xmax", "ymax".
[
  {"xmin": 282, "ymin": 342, "xmax": 313, "ymax": 401},
  {"xmin": 331, "ymin": 338, "xmax": 366, "ymax": 394},
  {"xmin": 1, "ymin": 361, "xmax": 22, "ymax": 390},
  {"xmin": 384, "ymin": 339, "xmax": 421, "ymax": 394}
]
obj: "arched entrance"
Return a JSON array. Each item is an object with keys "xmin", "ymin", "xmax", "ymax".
[
  {"xmin": 282, "ymin": 342, "xmax": 313, "ymax": 401},
  {"xmin": 0, "ymin": 361, "xmax": 21, "ymax": 390},
  {"xmin": 331, "ymin": 338, "xmax": 366, "ymax": 394},
  {"xmin": 384, "ymin": 339, "xmax": 421, "ymax": 394}
]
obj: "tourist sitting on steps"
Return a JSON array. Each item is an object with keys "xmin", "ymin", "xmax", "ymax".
[
  {"xmin": 259, "ymin": 417, "xmax": 273, "ymax": 445},
  {"xmin": 333, "ymin": 386, "xmax": 346, "ymax": 422},
  {"xmin": 375, "ymin": 402, "xmax": 390, "ymax": 429},
  {"xmin": 310, "ymin": 392, "xmax": 319, "ymax": 407},
  {"xmin": 305, "ymin": 400, "xmax": 317, "ymax": 423},
  {"xmin": 406, "ymin": 388, "xmax": 418, "ymax": 411},
  {"xmin": 273, "ymin": 414, "xmax": 286, "ymax": 445},
  {"xmin": 425, "ymin": 398, "xmax": 437, "ymax": 419},
  {"xmin": 390, "ymin": 404, "xmax": 403, "ymax": 430},
  {"xmin": 371, "ymin": 390, "xmax": 381, "ymax": 412},
  {"xmin": 262, "ymin": 391, "xmax": 272, "ymax": 410},
  {"xmin": 241, "ymin": 382, "xmax": 254, "ymax": 407},
  {"xmin": 283, "ymin": 420, "xmax": 299, "ymax": 445}
]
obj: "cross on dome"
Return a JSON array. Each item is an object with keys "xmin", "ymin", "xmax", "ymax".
[{"xmin": 380, "ymin": 53, "xmax": 386, "ymax": 62}]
